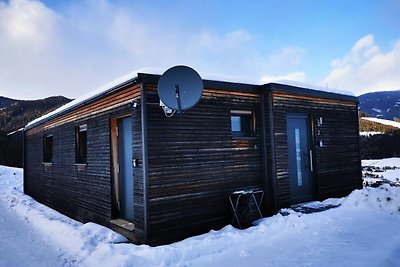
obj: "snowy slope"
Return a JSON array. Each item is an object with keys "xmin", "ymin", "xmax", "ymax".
[
  {"xmin": 362, "ymin": 117, "xmax": 400, "ymax": 129},
  {"xmin": 0, "ymin": 164, "xmax": 400, "ymax": 267},
  {"xmin": 0, "ymin": 168, "xmax": 66, "ymax": 267},
  {"xmin": 362, "ymin": 157, "xmax": 400, "ymax": 185}
]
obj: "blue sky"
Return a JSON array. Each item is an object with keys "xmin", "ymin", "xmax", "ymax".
[{"xmin": 0, "ymin": 0, "xmax": 399, "ymax": 99}]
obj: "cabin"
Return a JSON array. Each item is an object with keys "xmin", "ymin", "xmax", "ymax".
[{"xmin": 23, "ymin": 71, "xmax": 362, "ymax": 245}]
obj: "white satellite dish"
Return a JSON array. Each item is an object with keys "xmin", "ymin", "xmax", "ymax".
[{"xmin": 158, "ymin": 65, "xmax": 203, "ymax": 115}]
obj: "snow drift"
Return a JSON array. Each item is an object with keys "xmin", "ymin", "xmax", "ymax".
[{"xmin": 0, "ymin": 165, "xmax": 399, "ymax": 267}]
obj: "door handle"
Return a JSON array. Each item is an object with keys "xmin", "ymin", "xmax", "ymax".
[{"xmin": 309, "ymin": 150, "xmax": 314, "ymax": 172}]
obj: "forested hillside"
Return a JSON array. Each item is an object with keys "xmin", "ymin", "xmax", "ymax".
[
  {"xmin": 0, "ymin": 96, "xmax": 18, "ymax": 109},
  {"xmin": 0, "ymin": 96, "xmax": 72, "ymax": 167},
  {"xmin": 359, "ymin": 117, "xmax": 400, "ymax": 133},
  {"xmin": 358, "ymin": 114, "xmax": 400, "ymax": 159}
]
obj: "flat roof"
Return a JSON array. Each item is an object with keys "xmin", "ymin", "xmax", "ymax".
[
  {"xmin": 265, "ymin": 82, "xmax": 358, "ymax": 103},
  {"xmin": 25, "ymin": 72, "xmax": 358, "ymax": 130}
]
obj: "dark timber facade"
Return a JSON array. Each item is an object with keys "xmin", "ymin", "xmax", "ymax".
[{"xmin": 24, "ymin": 73, "xmax": 362, "ymax": 245}]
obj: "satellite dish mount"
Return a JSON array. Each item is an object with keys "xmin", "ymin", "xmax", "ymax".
[
  {"xmin": 175, "ymin": 84, "xmax": 183, "ymax": 114},
  {"xmin": 158, "ymin": 65, "xmax": 203, "ymax": 116}
]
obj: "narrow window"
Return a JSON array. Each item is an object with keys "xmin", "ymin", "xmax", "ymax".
[
  {"xmin": 231, "ymin": 110, "xmax": 255, "ymax": 138},
  {"xmin": 75, "ymin": 124, "xmax": 87, "ymax": 164},
  {"xmin": 43, "ymin": 134, "xmax": 53, "ymax": 163}
]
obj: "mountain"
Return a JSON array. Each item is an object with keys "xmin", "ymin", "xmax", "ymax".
[
  {"xmin": 358, "ymin": 91, "xmax": 400, "ymax": 159},
  {"xmin": 0, "ymin": 96, "xmax": 72, "ymax": 133},
  {"xmin": 0, "ymin": 96, "xmax": 18, "ymax": 109},
  {"xmin": 358, "ymin": 90, "xmax": 400, "ymax": 120},
  {"xmin": 0, "ymin": 95, "xmax": 72, "ymax": 167}
]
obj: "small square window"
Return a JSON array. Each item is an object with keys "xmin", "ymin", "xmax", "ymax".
[
  {"xmin": 43, "ymin": 134, "xmax": 53, "ymax": 163},
  {"xmin": 75, "ymin": 124, "xmax": 87, "ymax": 164},
  {"xmin": 231, "ymin": 110, "xmax": 255, "ymax": 138}
]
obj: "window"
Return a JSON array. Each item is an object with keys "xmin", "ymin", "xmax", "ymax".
[
  {"xmin": 231, "ymin": 110, "xmax": 255, "ymax": 138},
  {"xmin": 43, "ymin": 134, "xmax": 53, "ymax": 163},
  {"xmin": 75, "ymin": 124, "xmax": 87, "ymax": 164}
]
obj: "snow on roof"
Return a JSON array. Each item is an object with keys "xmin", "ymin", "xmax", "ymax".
[
  {"xmin": 24, "ymin": 66, "xmax": 178, "ymax": 130},
  {"xmin": 25, "ymin": 67, "xmax": 170, "ymax": 130},
  {"xmin": 25, "ymin": 71, "xmax": 140, "ymax": 129},
  {"xmin": 271, "ymin": 80, "xmax": 355, "ymax": 97},
  {"xmin": 7, "ymin": 127, "xmax": 24, "ymax": 136},
  {"xmin": 201, "ymin": 72, "xmax": 260, "ymax": 86},
  {"xmin": 200, "ymin": 75, "xmax": 355, "ymax": 97},
  {"xmin": 25, "ymin": 67, "xmax": 355, "ymax": 130},
  {"xmin": 361, "ymin": 117, "xmax": 400, "ymax": 129}
]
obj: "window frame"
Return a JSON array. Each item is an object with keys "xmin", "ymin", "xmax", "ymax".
[
  {"xmin": 230, "ymin": 110, "xmax": 256, "ymax": 138},
  {"xmin": 75, "ymin": 124, "xmax": 88, "ymax": 164},
  {"xmin": 43, "ymin": 134, "xmax": 53, "ymax": 163}
]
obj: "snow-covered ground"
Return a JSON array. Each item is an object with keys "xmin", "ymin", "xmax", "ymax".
[
  {"xmin": 359, "ymin": 131, "xmax": 383, "ymax": 136},
  {"xmin": 0, "ymin": 163, "xmax": 400, "ymax": 267},
  {"xmin": 362, "ymin": 157, "xmax": 400, "ymax": 186}
]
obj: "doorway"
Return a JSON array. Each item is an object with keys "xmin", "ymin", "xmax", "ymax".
[
  {"xmin": 287, "ymin": 114, "xmax": 313, "ymax": 204},
  {"xmin": 111, "ymin": 116, "xmax": 134, "ymax": 222}
]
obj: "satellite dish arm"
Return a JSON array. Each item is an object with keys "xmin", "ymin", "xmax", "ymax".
[{"xmin": 175, "ymin": 84, "xmax": 183, "ymax": 115}]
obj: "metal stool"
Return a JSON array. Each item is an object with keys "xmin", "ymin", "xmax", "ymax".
[{"xmin": 229, "ymin": 189, "xmax": 264, "ymax": 228}]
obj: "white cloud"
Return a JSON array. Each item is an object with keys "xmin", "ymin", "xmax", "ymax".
[
  {"xmin": 260, "ymin": 72, "xmax": 306, "ymax": 84},
  {"xmin": 0, "ymin": 0, "xmax": 265, "ymax": 99},
  {"xmin": 189, "ymin": 29, "xmax": 252, "ymax": 51},
  {"xmin": 0, "ymin": 0, "xmax": 307, "ymax": 100},
  {"xmin": 184, "ymin": 28, "xmax": 258, "ymax": 74},
  {"xmin": 257, "ymin": 46, "xmax": 306, "ymax": 86},
  {"xmin": 266, "ymin": 46, "xmax": 305, "ymax": 70},
  {"xmin": 0, "ymin": 0, "xmax": 57, "ymax": 46},
  {"xmin": 323, "ymin": 35, "xmax": 400, "ymax": 95},
  {"xmin": 0, "ymin": 0, "xmax": 65, "ymax": 99}
]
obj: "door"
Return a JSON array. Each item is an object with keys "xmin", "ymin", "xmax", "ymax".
[
  {"xmin": 113, "ymin": 116, "xmax": 134, "ymax": 221},
  {"xmin": 287, "ymin": 114, "xmax": 313, "ymax": 204}
]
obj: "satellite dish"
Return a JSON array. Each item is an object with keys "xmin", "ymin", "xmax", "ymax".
[{"xmin": 158, "ymin": 65, "xmax": 203, "ymax": 115}]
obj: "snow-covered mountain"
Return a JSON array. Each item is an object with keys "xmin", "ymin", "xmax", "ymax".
[{"xmin": 358, "ymin": 90, "xmax": 400, "ymax": 120}]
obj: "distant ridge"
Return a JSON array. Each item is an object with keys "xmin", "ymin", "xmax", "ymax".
[
  {"xmin": 0, "ymin": 95, "xmax": 72, "ymax": 133},
  {"xmin": 358, "ymin": 92, "xmax": 400, "ymax": 159},
  {"xmin": 0, "ymin": 95, "xmax": 72, "ymax": 168},
  {"xmin": 0, "ymin": 96, "xmax": 18, "ymax": 109},
  {"xmin": 358, "ymin": 90, "xmax": 400, "ymax": 120}
]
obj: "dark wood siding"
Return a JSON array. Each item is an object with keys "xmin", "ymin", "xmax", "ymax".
[
  {"xmin": 262, "ymin": 91, "xmax": 278, "ymax": 213},
  {"xmin": 131, "ymin": 96, "xmax": 145, "ymax": 241},
  {"xmin": 145, "ymin": 84, "xmax": 264, "ymax": 245},
  {"xmin": 24, "ymin": 77, "xmax": 362, "ymax": 246},
  {"xmin": 24, "ymin": 84, "xmax": 145, "ymax": 243},
  {"xmin": 271, "ymin": 92, "xmax": 362, "ymax": 208}
]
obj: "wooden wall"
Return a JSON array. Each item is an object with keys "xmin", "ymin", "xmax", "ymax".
[
  {"xmin": 271, "ymin": 92, "xmax": 362, "ymax": 208},
  {"xmin": 24, "ymin": 78, "xmax": 362, "ymax": 246},
  {"xmin": 144, "ymin": 84, "xmax": 264, "ymax": 245},
  {"xmin": 24, "ymin": 84, "xmax": 145, "ymax": 243}
]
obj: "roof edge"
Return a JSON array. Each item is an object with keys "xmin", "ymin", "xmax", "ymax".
[
  {"xmin": 265, "ymin": 82, "xmax": 359, "ymax": 103},
  {"xmin": 25, "ymin": 73, "xmax": 358, "ymax": 131},
  {"xmin": 138, "ymin": 73, "xmax": 259, "ymax": 92},
  {"xmin": 24, "ymin": 76, "xmax": 139, "ymax": 131}
]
